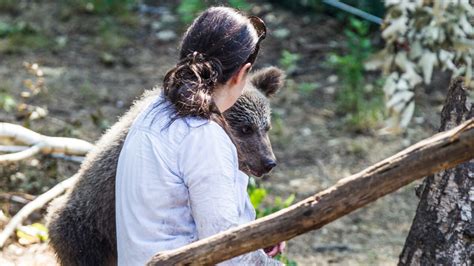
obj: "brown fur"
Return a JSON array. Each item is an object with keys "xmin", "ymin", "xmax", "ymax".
[{"xmin": 46, "ymin": 67, "xmax": 285, "ymax": 265}]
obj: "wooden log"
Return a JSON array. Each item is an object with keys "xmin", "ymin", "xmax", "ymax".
[{"xmin": 147, "ymin": 118, "xmax": 474, "ymax": 265}]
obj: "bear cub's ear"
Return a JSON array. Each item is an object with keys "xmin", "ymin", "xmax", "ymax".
[{"xmin": 250, "ymin": 67, "xmax": 285, "ymax": 97}]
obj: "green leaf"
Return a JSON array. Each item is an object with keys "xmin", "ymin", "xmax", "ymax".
[
  {"xmin": 274, "ymin": 196, "xmax": 282, "ymax": 207},
  {"xmin": 249, "ymin": 188, "xmax": 266, "ymax": 208},
  {"xmin": 283, "ymin": 194, "xmax": 295, "ymax": 207},
  {"xmin": 275, "ymin": 254, "xmax": 298, "ymax": 265},
  {"xmin": 16, "ymin": 223, "xmax": 49, "ymax": 245},
  {"xmin": 0, "ymin": 93, "xmax": 16, "ymax": 112}
]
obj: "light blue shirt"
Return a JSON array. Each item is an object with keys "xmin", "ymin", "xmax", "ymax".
[{"xmin": 115, "ymin": 95, "xmax": 281, "ymax": 265}]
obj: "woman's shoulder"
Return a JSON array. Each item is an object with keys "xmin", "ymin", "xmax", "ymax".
[
  {"xmin": 181, "ymin": 118, "xmax": 230, "ymax": 145},
  {"xmin": 178, "ymin": 118, "xmax": 236, "ymax": 158},
  {"xmin": 131, "ymin": 95, "xmax": 204, "ymax": 130},
  {"xmin": 177, "ymin": 118, "xmax": 237, "ymax": 178},
  {"xmin": 128, "ymin": 93, "xmax": 232, "ymax": 148}
]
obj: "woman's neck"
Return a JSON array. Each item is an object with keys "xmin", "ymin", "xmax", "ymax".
[{"xmin": 212, "ymin": 84, "xmax": 233, "ymax": 112}]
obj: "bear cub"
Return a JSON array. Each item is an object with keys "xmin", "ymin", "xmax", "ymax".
[{"xmin": 46, "ymin": 67, "xmax": 285, "ymax": 265}]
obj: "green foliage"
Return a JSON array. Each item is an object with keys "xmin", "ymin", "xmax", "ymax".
[
  {"xmin": 4, "ymin": 33, "xmax": 51, "ymax": 52},
  {"xmin": 270, "ymin": 112, "xmax": 285, "ymax": 137},
  {"xmin": 0, "ymin": 0, "xmax": 20, "ymax": 14},
  {"xmin": 177, "ymin": 0, "xmax": 250, "ymax": 24},
  {"xmin": 177, "ymin": 0, "xmax": 206, "ymax": 24},
  {"xmin": 328, "ymin": 17, "xmax": 384, "ymax": 131},
  {"xmin": 267, "ymin": 0, "xmax": 384, "ymax": 18},
  {"xmin": 96, "ymin": 20, "xmax": 131, "ymax": 51},
  {"xmin": 248, "ymin": 186, "xmax": 267, "ymax": 208},
  {"xmin": 297, "ymin": 82, "xmax": 318, "ymax": 94},
  {"xmin": 260, "ymin": 193, "xmax": 295, "ymax": 217},
  {"xmin": 0, "ymin": 21, "xmax": 51, "ymax": 53},
  {"xmin": 61, "ymin": 0, "xmax": 137, "ymax": 15},
  {"xmin": 267, "ymin": 0, "xmax": 323, "ymax": 13},
  {"xmin": 340, "ymin": 0, "xmax": 385, "ymax": 18},
  {"xmin": 247, "ymin": 177, "xmax": 297, "ymax": 264},
  {"xmin": 87, "ymin": 0, "xmax": 136, "ymax": 14},
  {"xmin": 275, "ymin": 254, "xmax": 298, "ymax": 266},
  {"xmin": 279, "ymin": 50, "xmax": 301, "ymax": 73},
  {"xmin": 0, "ymin": 21, "xmax": 28, "ymax": 37},
  {"xmin": 58, "ymin": 0, "xmax": 140, "ymax": 31},
  {"xmin": 0, "ymin": 91, "xmax": 16, "ymax": 112},
  {"xmin": 16, "ymin": 223, "xmax": 49, "ymax": 244},
  {"xmin": 247, "ymin": 178, "xmax": 295, "ymax": 218},
  {"xmin": 228, "ymin": 0, "xmax": 251, "ymax": 11}
]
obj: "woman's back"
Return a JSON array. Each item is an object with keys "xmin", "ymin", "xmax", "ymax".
[
  {"xmin": 116, "ymin": 6, "xmax": 282, "ymax": 266},
  {"xmin": 115, "ymin": 96, "xmax": 256, "ymax": 265}
]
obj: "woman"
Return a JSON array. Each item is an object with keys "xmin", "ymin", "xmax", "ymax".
[{"xmin": 115, "ymin": 7, "xmax": 284, "ymax": 265}]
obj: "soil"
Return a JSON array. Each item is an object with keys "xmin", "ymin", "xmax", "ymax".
[{"xmin": 0, "ymin": 1, "xmax": 450, "ymax": 265}]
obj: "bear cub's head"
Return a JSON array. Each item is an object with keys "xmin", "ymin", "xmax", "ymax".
[{"xmin": 224, "ymin": 66, "xmax": 285, "ymax": 177}]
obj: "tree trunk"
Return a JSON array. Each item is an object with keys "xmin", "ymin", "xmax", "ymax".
[{"xmin": 399, "ymin": 77, "xmax": 474, "ymax": 265}]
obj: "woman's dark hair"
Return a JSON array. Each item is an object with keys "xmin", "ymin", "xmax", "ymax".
[{"xmin": 161, "ymin": 7, "xmax": 260, "ymax": 119}]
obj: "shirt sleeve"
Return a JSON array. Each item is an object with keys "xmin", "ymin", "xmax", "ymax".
[{"xmin": 178, "ymin": 123, "xmax": 282, "ymax": 266}]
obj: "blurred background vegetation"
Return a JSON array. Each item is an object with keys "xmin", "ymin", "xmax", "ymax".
[
  {"xmin": 1, "ymin": 1, "xmax": 471, "ymax": 265},
  {"xmin": 0, "ymin": 0, "xmax": 389, "ymax": 131}
]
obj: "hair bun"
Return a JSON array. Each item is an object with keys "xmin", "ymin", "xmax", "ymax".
[
  {"xmin": 180, "ymin": 51, "xmax": 223, "ymax": 86},
  {"xmin": 162, "ymin": 52, "xmax": 224, "ymax": 118}
]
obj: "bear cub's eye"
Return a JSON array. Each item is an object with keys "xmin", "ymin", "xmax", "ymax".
[{"xmin": 240, "ymin": 125, "xmax": 253, "ymax": 135}]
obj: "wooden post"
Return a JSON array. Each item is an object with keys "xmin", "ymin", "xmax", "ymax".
[
  {"xmin": 147, "ymin": 116, "xmax": 474, "ymax": 265},
  {"xmin": 399, "ymin": 77, "xmax": 474, "ymax": 265}
]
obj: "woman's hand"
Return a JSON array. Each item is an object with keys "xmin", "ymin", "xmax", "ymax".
[{"xmin": 264, "ymin": 241, "xmax": 286, "ymax": 257}]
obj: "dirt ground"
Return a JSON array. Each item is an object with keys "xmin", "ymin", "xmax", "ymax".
[{"xmin": 0, "ymin": 1, "xmax": 449, "ymax": 265}]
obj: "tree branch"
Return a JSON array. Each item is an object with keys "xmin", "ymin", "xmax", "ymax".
[
  {"xmin": 0, "ymin": 174, "xmax": 78, "ymax": 248},
  {"xmin": 0, "ymin": 123, "xmax": 94, "ymax": 162},
  {"xmin": 0, "ymin": 143, "xmax": 44, "ymax": 162},
  {"xmin": 148, "ymin": 119, "xmax": 474, "ymax": 265}
]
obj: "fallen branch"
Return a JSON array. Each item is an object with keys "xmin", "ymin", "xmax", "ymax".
[
  {"xmin": 0, "ymin": 145, "xmax": 85, "ymax": 163},
  {"xmin": 48, "ymin": 154, "xmax": 85, "ymax": 163},
  {"xmin": 148, "ymin": 119, "xmax": 474, "ymax": 265},
  {"xmin": 0, "ymin": 123, "xmax": 94, "ymax": 162},
  {"xmin": 0, "ymin": 174, "xmax": 78, "ymax": 248},
  {"xmin": 0, "ymin": 143, "xmax": 45, "ymax": 162},
  {"xmin": 0, "ymin": 192, "xmax": 36, "ymax": 205},
  {"xmin": 0, "ymin": 145, "xmax": 31, "ymax": 153}
]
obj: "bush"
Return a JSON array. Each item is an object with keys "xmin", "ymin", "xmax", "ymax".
[
  {"xmin": 247, "ymin": 177, "xmax": 297, "ymax": 265},
  {"xmin": 328, "ymin": 17, "xmax": 384, "ymax": 132}
]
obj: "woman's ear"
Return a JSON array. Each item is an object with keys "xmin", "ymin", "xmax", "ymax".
[{"xmin": 230, "ymin": 63, "xmax": 252, "ymax": 85}]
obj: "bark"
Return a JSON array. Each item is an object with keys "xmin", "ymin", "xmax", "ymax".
[
  {"xmin": 399, "ymin": 77, "xmax": 474, "ymax": 265},
  {"xmin": 147, "ymin": 116, "xmax": 474, "ymax": 265}
]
